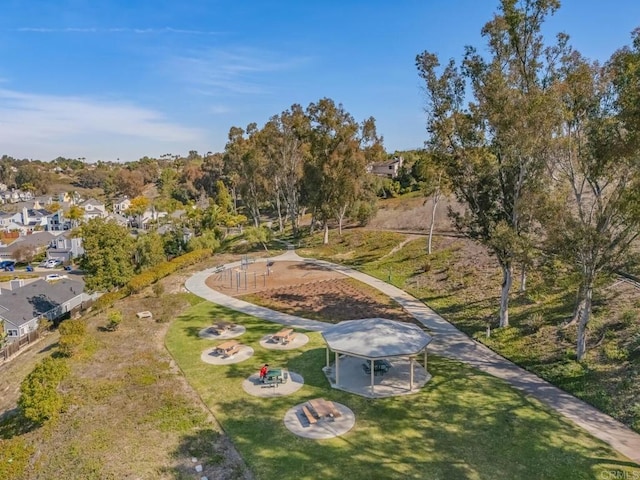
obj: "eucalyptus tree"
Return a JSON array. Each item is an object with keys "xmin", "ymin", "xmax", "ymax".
[
  {"xmin": 223, "ymin": 124, "xmax": 269, "ymax": 227},
  {"xmin": 304, "ymin": 98, "xmax": 373, "ymax": 243},
  {"xmin": 261, "ymin": 105, "xmax": 309, "ymax": 235},
  {"xmin": 416, "ymin": 0, "xmax": 562, "ymax": 327},
  {"xmin": 544, "ymin": 37, "xmax": 640, "ymax": 361}
]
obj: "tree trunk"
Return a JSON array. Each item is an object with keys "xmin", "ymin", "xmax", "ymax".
[
  {"xmin": 519, "ymin": 263, "xmax": 527, "ymax": 293},
  {"xmin": 576, "ymin": 284, "xmax": 592, "ymax": 361},
  {"xmin": 499, "ymin": 262, "xmax": 513, "ymax": 328},
  {"xmin": 323, "ymin": 223, "xmax": 329, "ymax": 245},
  {"xmin": 427, "ymin": 195, "xmax": 438, "ymax": 255},
  {"xmin": 337, "ymin": 204, "xmax": 348, "ymax": 236},
  {"xmin": 566, "ymin": 285, "xmax": 585, "ymax": 327}
]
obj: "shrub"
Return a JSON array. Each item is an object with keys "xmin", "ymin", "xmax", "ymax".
[
  {"xmin": 58, "ymin": 319, "xmax": 87, "ymax": 357},
  {"xmin": 18, "ymin": 357, "xmax": 69, "ymax": 424},
  {"xmin": 94, "ymin": 291, "xmax": 126, "ymax": 311},
  {"xmin": 105, "ymin": 310, "xmax": 122, "ymax": 331}
]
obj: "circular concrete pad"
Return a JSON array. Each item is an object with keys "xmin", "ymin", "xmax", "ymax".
[
  {"xmin": 242, "ymin": 371, "xmax": 304, "ymax": 397},
  {"xmin": 284, "ymin": 402, "xmax": 355, "ymax": 439},
  {"xmin": 201, "ymin": 345, "xmax": 254, "ymax": 365},
  {"xmin": 198, "ymin": 325, "xmax": 246, "ymax": 340},
  {"xmin": 259, "ymin": 333, "xmax": 309, "ymax": 350}
]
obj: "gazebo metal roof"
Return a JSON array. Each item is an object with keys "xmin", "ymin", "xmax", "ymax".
[{"xmin": 321, "ymin": 318, "xmax": 432, "ymax": 359}]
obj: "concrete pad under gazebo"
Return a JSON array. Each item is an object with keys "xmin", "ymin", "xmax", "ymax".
[{"xmin": 321, "ymin": 318, "xmax": 433, "ymax": 398}]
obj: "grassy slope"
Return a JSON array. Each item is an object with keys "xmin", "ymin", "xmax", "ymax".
[
  {"xmin": 166, "ymin": 301, "xmax": 639, "ymax": 480},
  {"xmin": 298, "ymin": 229, "xmax": 640, "ymax": 434},
  {"xmin": 0, "ymin": 291, "xmax": 250, "ymax": 480}
]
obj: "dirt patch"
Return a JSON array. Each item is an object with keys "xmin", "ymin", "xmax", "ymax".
[
  {"xmin": 206, "ymin": 261, "xmax": 417, "ymax": 325},
  {"xmin": 206, "ymin": 261, "xmax": 345, "ymax": 296}
]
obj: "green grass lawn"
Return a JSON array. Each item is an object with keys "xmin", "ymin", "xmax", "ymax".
[{"xmin": 166, "ymin": 301, "xmax": 640, "ymax": 480}]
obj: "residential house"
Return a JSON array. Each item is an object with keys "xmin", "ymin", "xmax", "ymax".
[
  {"xmin": 0, "ymin": 277, "xmax": 85, "ymax": 342},
  {"xmin": 47, "ymin": 233, "xmax": 84, "ymax": 263},
  {"xmin": 112, "ymin": 196, "xmax": 131, "ymax": 215},
  {"xmin": 368, "ymin": 156, "xmax": 404, "ymax": 179},
  {"xmin": 0, "ymin": 212, "xmax": 22, "ymax": 231},
  {"xmin": 80, "ymin": 198, "xmax": 107, "ymax": 221},
  {"xmin": 21, "ymin": 207, "xmax": 51, "ymax": 231},
  {"xmin": 46, "ymin": 210, "xmax": 70, "ymax": 232},
  {"xmin": 0, "ymin": 231, "xmax": 56, "ymax": 263}
]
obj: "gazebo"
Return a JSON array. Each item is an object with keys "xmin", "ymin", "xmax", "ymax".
[{"xmin": 321, "ymin": 318, "xmax": 433, "ymax": 398}]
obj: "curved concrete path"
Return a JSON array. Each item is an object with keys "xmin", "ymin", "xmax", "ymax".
[{"xmin": 185, "ymin": 250, "xmax": 640, "ymax": 464}]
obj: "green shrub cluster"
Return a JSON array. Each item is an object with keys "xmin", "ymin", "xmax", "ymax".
[
  {"xmin": 58, "ymin": 319, "xmax": 88, "ymax": 357},
  {"xmin": 93, "ymin": 249, "xmax": 213, "ymax": 309},
  {"xmin": 18, "ymin": 357, "xmax": 70, "ymax": 425}
]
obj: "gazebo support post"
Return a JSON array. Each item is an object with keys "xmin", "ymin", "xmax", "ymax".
[
  {"xmin": 423, "ymin": 348, "xmax": 427, "ymax": 371},
  {"xmin": 410, "ymin": 356, "xmax": 414, "ymax": 391},
  {"xmin": 370, "ymin": 359, "xmax": 374, "ymax": 396},
  {"xmin": 335, "ymin": 351, "xmax": 340, "ymax": 386},
  {"xmin": 326, "ymin": 347, "xmax": 330, "ymax": 369}
]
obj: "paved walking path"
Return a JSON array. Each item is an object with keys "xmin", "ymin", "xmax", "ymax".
[{"xmin": 185, "ymin": 250, "xmax": 640, "ymax": 464}]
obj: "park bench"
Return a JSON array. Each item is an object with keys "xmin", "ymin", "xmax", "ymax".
[
  {"xmin": 301, "ymin": 405, "xmax": 318, "ymax": 425},
  {"xmin": 136, "ymin": 311, "xmax": 153, "ymax": 319}
]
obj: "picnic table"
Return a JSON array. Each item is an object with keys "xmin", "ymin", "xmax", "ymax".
[
  {"xmin": 214, "ymin": 340, "xmax": 241, "ymax": 358},
  {"xmin": 302, "ymin": 398, "xmax": 342, "ymax": 424},
  {"xmin": 262, "ymin": 368, "xmax": 288, "ymax": 387},
  {"xmin": 271, "ymin": 328, "xmax": 295, "ymax": 345},
  {"xmin": 362, "ymin": 359, "xmax": 391, "ymax": 375},
  {"xmin": 209, "ymin": 321, "xmax": 236, "ymax": 335}
]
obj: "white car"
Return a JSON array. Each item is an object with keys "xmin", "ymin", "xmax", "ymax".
[
  {"xmin": 45, "ymin": 274, "xmax": 67, "ymax": 282},
  {"xmin": 44, "ymin": 259, "xmax": 61, "ymax": 268}
]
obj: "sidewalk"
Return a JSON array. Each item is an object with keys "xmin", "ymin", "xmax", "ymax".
[{"xmin": 185, "ymin": 251, "xmax": 640, "ymax": 465}]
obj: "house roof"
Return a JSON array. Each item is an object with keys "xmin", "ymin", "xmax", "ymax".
[
  {"xmin": 0, "ymin": 232, "xmax": 56, "ymax": 253},
  {"xmin": 81, "ymin": 198, "xmax": 104, "ymax": 207},
  {"xmin": 321, "ymin": 318, "xmax": 432, "ymax": 359},
  {"xmin": 0, "ymin": 277, "xmax": 85, "ymax": 327}
]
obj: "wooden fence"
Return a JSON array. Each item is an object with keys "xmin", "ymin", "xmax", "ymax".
[{"xmin": 0, "ymin": 330, "xmax": 40, "ymax": 362}]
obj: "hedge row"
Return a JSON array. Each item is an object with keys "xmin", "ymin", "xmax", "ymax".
[{"xmin": 93, "ymin": 249, "xmax": 213, "ymax": 310}]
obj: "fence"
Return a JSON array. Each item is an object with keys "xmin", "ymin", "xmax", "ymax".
[{"xmin": 0, "ymin": 330, "xmax": 40, "ymax": 362}]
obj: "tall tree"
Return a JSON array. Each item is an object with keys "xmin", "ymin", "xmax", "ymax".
[
  {"xmin": 544, "ymin": 37, "xmax": 640, "ymax": 361},
  {"xmin": 416, "ymin": 0, "xmax": 562, "ymax": 327},
  {"xmin": 134, "ymin": 232, "xmax": 166, "ymax": 271},
  {"xmin": 78, "ymin": 218, "xmax": 135, "ymax": 291},
  {"xmin": 304, "ymin": 98, "xmax": 371, "ymax": 243}
]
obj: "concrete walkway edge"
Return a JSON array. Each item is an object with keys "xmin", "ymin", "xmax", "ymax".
[{"xmin": 185, "ymin": 250, "xmax": 640, "ymax": 464}]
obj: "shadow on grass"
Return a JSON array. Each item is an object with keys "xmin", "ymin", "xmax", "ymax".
[
  {"xmin": 0, "ymin": 410, "xmax": 39, "ymax": 439},
  {"xmin": 200, "ymin": 356, "xmax": 640, "ymax": 480}
]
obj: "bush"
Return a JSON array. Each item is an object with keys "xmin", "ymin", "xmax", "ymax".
[
  {"xmin": 94, "ymin": 291, "xmax": 126, "ymax": 311},
  {"xmin": 58, "ymin": 319, "xmax": 87, "ymax": 357},
  {"xmin": 105, "ymin": 310, "xmax": 122, "ymax": 331},
  {"xmin": 18, "ymin": 357, "xmax": 69, "ymax": 424}
]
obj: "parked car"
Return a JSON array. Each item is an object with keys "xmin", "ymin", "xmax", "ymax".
[
  {"xmin": 45, "ymin": 259, "xmax": 61, "ymax": 268},
  {"xmin": 45, "ymin": 274, "xmax": 67, "ymax": 282},
  {"xmin": 0, "ymin": 260, "xmax": 16, "ymax": 269}
]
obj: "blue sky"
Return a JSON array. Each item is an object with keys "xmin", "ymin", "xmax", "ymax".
[{"xmin": 0, "ymin": 0, "xmax": 639, "ymax": 163}]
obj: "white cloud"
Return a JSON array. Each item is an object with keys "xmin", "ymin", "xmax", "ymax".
[
  {"xmin": 170, "ymin": 47, "xmax": 310, "ymax": 96},
  {"xmin": 0, "ymin": 88, "xmax": 205, "ymax": 161}
]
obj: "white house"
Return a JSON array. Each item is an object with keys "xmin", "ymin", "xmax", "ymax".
[{"xmin": 80, "ymin": 198, "xmax": 108, "ymax": 221}]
